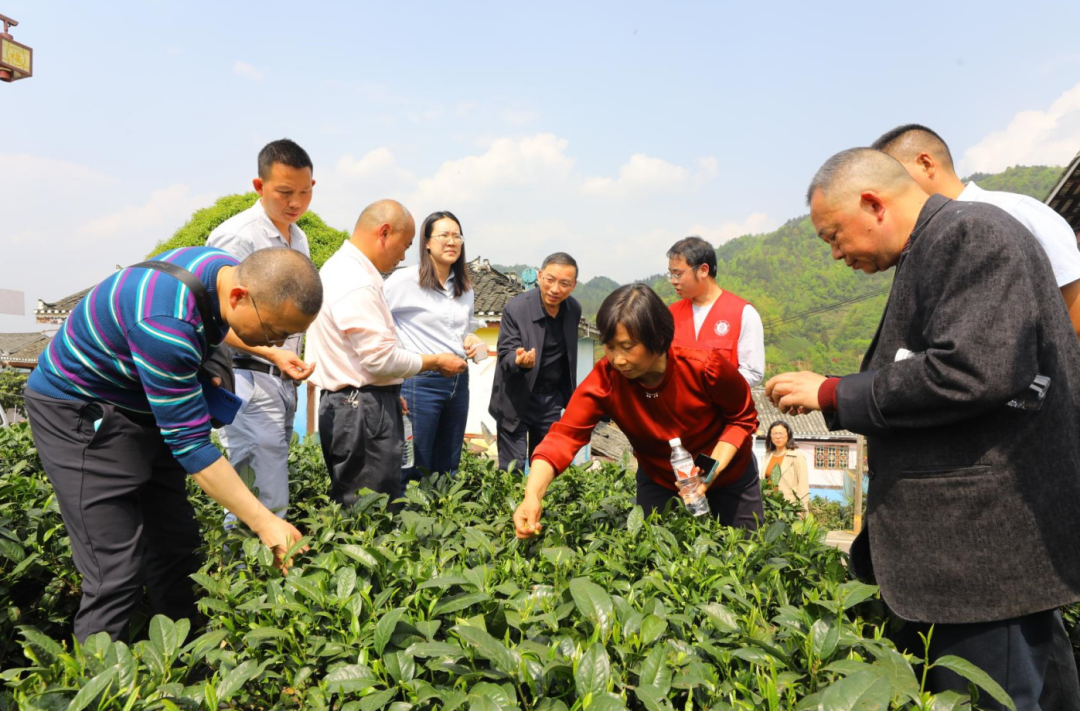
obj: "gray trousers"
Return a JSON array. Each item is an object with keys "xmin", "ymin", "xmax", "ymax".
[
  {"xmin": 318, "ymin": 385, "xmax": 403, "ymax": 506},
  {"xmin": 219, "ymin": 370, "xmax": 296, "ymax": 521},
  {"xmin": 23, "ymin": 389, "xmax": 201, "ymax": 642}
]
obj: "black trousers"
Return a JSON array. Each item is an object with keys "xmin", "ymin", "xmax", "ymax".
[
  {"xmin": 891, "ymin": 608, "xmax": 1080, "ymax": 711},
  {"xmin": 496, "ymin": 389, "xmax": 565, "ymax": 472},
  {"xmin": 635, "ymin": 457, "xmax": 764, "ymax": 531},
  {"xmin": 23, "ymin": 389, "xmax": 201, "ymax": 642},
  {"xmin": 319, "ymin": 385, "xmax": 403, "ymax": 506}
]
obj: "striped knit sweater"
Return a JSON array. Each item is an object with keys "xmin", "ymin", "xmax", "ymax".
[{"xmin": 27, "ymin": 247, "xmax": 239, "ymax": 473}]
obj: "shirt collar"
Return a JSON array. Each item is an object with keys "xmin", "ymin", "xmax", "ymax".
[
  {"xmin": 255, "ymin": 199, "xmax": 303, "ymax": 244},
  {"xmin": 959, "ymin": 181, "xmax": 982, "ymax": 200},
  {"xmin": 341, "ymin": 240, "xmax": 383, "ymax": 280},
  {"xmin": 903, "ymin": 193, "xmax": 952, "ymax": 257}
]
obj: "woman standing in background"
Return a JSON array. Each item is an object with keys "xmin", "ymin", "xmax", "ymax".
[
  {"xmin": 386, "ymin": 211, "xmax": 485, "ymax": 488},
  {"xmin": 761, "ymin": 420, "xmax": 809, "ymax": 515}
]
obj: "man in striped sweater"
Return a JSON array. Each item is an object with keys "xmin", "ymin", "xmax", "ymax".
[{"xmin": 24, "ymin": 246, "xmax": 322, "ymax": 641}]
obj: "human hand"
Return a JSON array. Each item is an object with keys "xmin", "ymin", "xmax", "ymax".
[
  {"xmin": 764, "ymin": 371, "xmax": 827, "ymax": 415},
  {"xmin": 400, "ymin": 396, "xmax": 409, "ymax": 415},
  {"xmin": 268, "ymin": 349, "xmax": 317, "ymax": 382},
  {"xmin": 464, "ymin": 334, "xmax": 485, "ymax": 361},
  {"xmin": 254, "ymin": 515, "xmax": 309, "ymax": 575},
  {"xmin": 436, "ymin": 354, "xmax": 468, "ymax": 377},
  {"xmin": 515, "ymin": 347, "xmax": 537, "ymax": 369},
  {"xmin": 676, "ymin": 466, "xmax": 707, "ymax": 503},
  {"xmin": 514, "ymin": 494, "xmax": 544, "ymax": 538}
]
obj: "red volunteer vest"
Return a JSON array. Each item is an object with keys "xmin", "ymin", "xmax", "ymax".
[{"xmin": 669, "ymin": 290, "xmax": 748, "ymax": 370}]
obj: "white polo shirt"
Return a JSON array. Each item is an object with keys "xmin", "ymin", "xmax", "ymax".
[
  {"xmin": 959, "ymin": 182, "xmax": 1080, "ymax": 288},
  {"xmin": 305, "ymin": 241, "xmax": 423, "ymax": 391}
]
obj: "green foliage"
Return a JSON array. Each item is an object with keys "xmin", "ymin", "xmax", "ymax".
[
  {"xmin": 0, "ymin": 371, "xmax": 28, "ymax": 413},
  {"xmin": 962, "ymin": 165, "xmax": 1064, "ymax": 200},
  {"xmin": 0, "ymin": 431, "xmax": 1017, "ymax": 709},
  {"xmin": 146, "ymin": 193, "xmax": 348, "ymax": 269}
]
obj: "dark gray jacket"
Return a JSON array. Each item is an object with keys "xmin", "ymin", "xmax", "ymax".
[
  {"xmin": 488, "ymin": 289, "xmax": 581, "ymax": 429},
  {"xmin": 833, "ymin": 195, "xmax": 1080, "ymax": 624}
]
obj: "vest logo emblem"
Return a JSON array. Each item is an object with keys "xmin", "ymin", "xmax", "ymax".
[{"xmin": 714, "ymin": 320, "xmax": 731, "ymax": 336}]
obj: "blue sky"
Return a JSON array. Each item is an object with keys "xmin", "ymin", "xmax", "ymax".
[{"xmin": 5, "ymin": 1, "xmax": 1080, "ymax": 331}]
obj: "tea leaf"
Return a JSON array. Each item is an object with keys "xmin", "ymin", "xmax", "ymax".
[
  {"xmin": 375, "ymin": 607, "xmax": 407, "ymax": 656},
  {"xmin": 570, "ymin": 578, "xmax": 614, "ymax": 637},
  {"xmin": 575, "ymin": 643, "xmax": 611, "ymax": 698},
  {"xmin": 933, "ymin": 656, "xmax": 1016, "ymax": 711}
]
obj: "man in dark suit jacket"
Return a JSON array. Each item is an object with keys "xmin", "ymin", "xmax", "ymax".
[
  {"xmin": 767, "ymin": 148, "xmax": 1080, "ymax": 708},
  {"xmin": 490, "ymin": 253, "xmax": 582, "ymax": 471}
]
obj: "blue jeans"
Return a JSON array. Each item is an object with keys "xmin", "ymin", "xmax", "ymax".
[{"xmin": 401, "ymin": 369, "xmax": 470, "ymax": 491}]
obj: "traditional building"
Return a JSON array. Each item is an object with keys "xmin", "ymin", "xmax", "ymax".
[
  {"xmin": 1046, "ymin": 150, "xmax": 1080, "ymax": 236},
  {"xmin": 0, "ymin": 331, "xmax": 50, "ymax": 370}
]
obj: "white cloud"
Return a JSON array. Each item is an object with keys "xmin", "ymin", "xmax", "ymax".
[
  {"xmin": 166, "ymin": 46, "xmax": 183, "ymax": 56},
  {"xmin": 232, "ymin": 61, "xmax": 263, "ymax": 83},
  {"xmin": 582, "ymin": 154, "xmax": 718, "ymax": 198},
  {"xmin": 75, "ymin": 184, "xmax": 216, "ymax": 242},
  {"xmin": 413, "ymin": 133, "xmax": 576, "ymax": 204},
  {"xmin": 686, "ymin": 212, "xmax": 776, "ymax": 245},
  {"xmin": 312, "ymin": 148, "xmax": 419, "ymax": 230},
  {"xmin": 961, "ymin": 81, "xmax": 1080, "ymax": 173}
]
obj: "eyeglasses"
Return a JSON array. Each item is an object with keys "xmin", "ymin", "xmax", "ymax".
[
  {"xmin": 667, "ymin": 267, "xmax": 692, "ymax": 282},
  {"xmin": 244, "ymin": 287, "xmax": 291, "ymax": 347},
  {"xmin": 540, "ymin": 274, "xmax": 575, "ymax": 290},
  {"xmin": 431, "ymin": 232, "xmax": 465, "ymax": 244}
]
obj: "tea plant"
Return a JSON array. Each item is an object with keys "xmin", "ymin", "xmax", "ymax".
[{"xmin": 0, "ymin": 427, "xmax": 1020, "ymax": 709}]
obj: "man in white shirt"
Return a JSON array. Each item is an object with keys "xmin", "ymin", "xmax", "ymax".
[
  {"xmin": 207, "ymin": 139, "xmax": 318, "ymax": 523},
  {"xmin": 305, "ymin": 200, "xmax": 467, "ymax": 504},
  {"xmin": 873, "ymin": 124, "xmax": 1080, "ymax": 341},
  {"xmin": 666, "ymin": 236, "xmax": 765, "ymax": 387}
]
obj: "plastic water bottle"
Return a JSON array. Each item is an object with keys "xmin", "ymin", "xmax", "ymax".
[
  {"xmin": 402, "ymin": 415, "xmax": 415, "ymax": 469},
  {"xmin": 669, "ymin": 438, "xmax": 709, "ymax": 517}
]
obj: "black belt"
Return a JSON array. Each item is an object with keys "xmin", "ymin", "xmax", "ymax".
[
  {"xmin": 334, "ymin": 383, "xmax": 401, "ymax": 394},
  {"xmin": 234, "ymin": 358, "xmax": 291, "ymax": 380}
]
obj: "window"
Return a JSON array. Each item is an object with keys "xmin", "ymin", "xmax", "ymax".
[{"xmin": 814, "ymin": 445, "xmax": 850, "ymax": 470}]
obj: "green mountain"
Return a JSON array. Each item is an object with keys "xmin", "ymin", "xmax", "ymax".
[{"xmin": 557, "ymin": 165, "xmax": 1065, "ymax": 377}]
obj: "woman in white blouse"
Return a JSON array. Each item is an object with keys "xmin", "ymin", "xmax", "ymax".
[{"xmin": 385, "ymin": 211, "xmax": 485, "ymax": 485}]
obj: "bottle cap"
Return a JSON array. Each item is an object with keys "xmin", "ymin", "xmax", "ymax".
[{"xmin": 669, "ymin": 437, "xmax": 682, "ymax": 447}]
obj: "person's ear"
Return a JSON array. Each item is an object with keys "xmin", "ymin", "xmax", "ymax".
[
  {"xmin": 253, "ymin": 177, "xmax": 265, "ymax": 196},
  {"xmin": 914, "ymin": 152, "xmax": 936, "ymax": 180},
  {"xmin": 860, "ymin": 191, "xmax": 887, "ymax": 223},
  {"xmin": 311, "ymin": 179, "xmax": 317, "ymax": 188},
  {"xmin": 229, "ymin": 284, "xmax": 249, "ymax": 310}
]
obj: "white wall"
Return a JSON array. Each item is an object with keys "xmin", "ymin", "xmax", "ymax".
[{"xmin": 753, "ymin": 437, "xmax": 852, "ymax": 489}]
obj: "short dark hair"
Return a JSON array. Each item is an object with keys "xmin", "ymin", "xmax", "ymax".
[
  {"xmin": 805, "ymin": 147, "xmax": 913, "ymax": 205},
  {"xmin": 541, "ymin": 252, "xmax": 578, "ymax": 279},
  {"xmin": 237, "ymin": 247, "xmax": 323, "ymax": 316},
  {"xmin": 258, "ymin": 138, "xmax": 314, "ymax": 180},
  {"xmin": 417, "ymin": 211, "xmax": 471, "ymax": 298},
  {"xmin": 870, "ymin": 124, "xmax": 955, "ymax": 173},
  {"xmin": 764, "ymin": 420, "xmax": 796, "ymax": 453},
  {"xmin": 666, "ymin": 236, "xmax": 717, "ymax": 277},
  {"xmin": 596, "ymin": 283, "xmax": 674, "ymax": 356}
]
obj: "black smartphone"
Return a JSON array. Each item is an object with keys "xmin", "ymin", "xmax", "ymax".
[
  {"xmin": 199, "ymin": 376, "xmax": 244, "ymax": 425},
  {"xmin": 694, "ymin": 453, "xmax": 719, "ymax": 484}
]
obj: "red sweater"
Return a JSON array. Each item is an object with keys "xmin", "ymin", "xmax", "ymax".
[{"xmin": 532, "ymin": 346, "xmax": 758, "ymax": 490}]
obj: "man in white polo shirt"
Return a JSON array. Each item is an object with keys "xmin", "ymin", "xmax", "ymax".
[
  {"xmin": 305, "ymin": 199, "xmax": 467, "ymax": 504},
  {"xmin": 873, "ymin": 124, "xmax": 1080, "ymax": 340},
  {"xmin": 207, "ymin": 138, "xmax": 318, "ymax": 524}
]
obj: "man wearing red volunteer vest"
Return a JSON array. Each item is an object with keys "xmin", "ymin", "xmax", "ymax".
[{"xmin": 666, "ymin": 236, "xmax": 765, "ymax": 386}]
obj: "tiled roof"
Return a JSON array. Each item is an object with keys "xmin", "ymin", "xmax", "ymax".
[
  {"xmin": 0, "ymin": 331, "xmax": 50, "ymax": 367},
  {"xmin": 751, "ymin": 388, "xmax": 856, "ymax": 440},
  {"xmin": 1046, "ymin": 150, "xmax": 1080, "ymax": 234},
  {"xmin": 36, "ymin": 287, "xmax": 92, "ymax": 323},
  {"xmin": 469, "ymin": 258, "xmax": 523, "ymax": 317}
]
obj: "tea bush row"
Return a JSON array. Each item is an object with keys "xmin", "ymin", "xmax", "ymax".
[{"xmin": 0, "ymin": 424, "xmax": 1024, "ymax": 709}]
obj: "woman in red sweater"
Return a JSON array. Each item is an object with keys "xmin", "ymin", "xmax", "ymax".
[{"xmin": 513, "ymin": 283, "xmax": 761, "ymax": 539}]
